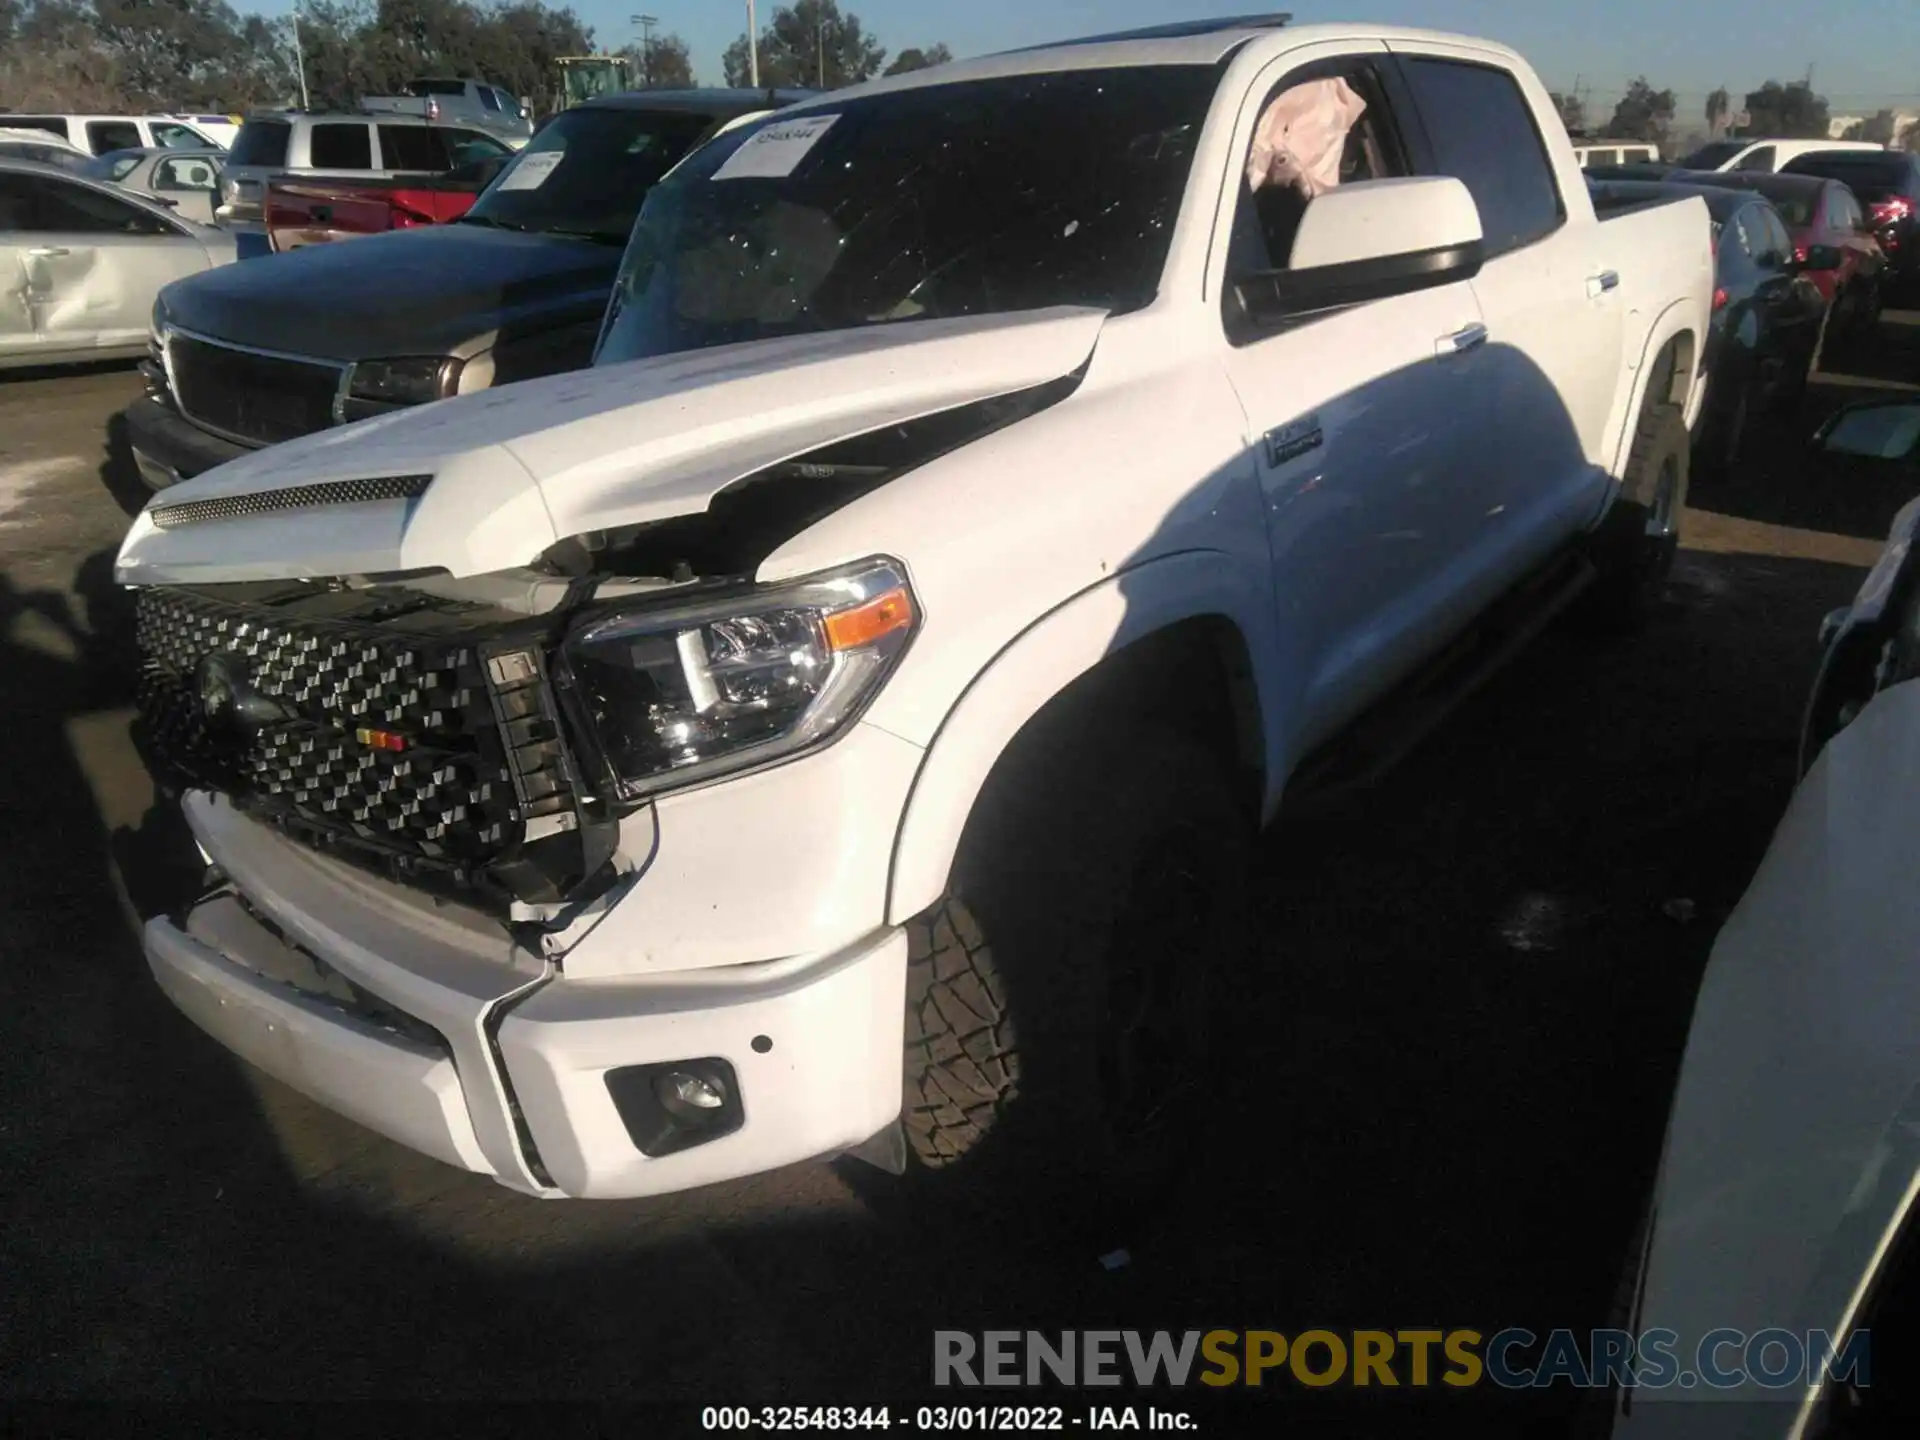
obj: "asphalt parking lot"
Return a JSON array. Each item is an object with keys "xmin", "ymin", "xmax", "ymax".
[{"xmin": 1, "ymin": 332, "xmax": 1914, "ymax": 1428}]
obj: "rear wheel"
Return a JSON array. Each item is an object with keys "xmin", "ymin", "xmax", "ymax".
[
  {"xmin": 901, "ymin": 726, "xmax": 1252, "ymax": 1235},
  {"xmin": 1580, "ymin": 401, "xmax": 1688, "ymax": 630}
]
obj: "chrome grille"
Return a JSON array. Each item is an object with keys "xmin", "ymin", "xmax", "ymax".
[
  {"xmin": 151, "ymin": 475, "xmax": 433, "ymax": 529},
  {"xmin": 135, "ymin": 583, "xmax": 584, "ymax": 894},
  {"xmin": 167, "ymin": 333, "xmax": 343, "ymax": 446}
]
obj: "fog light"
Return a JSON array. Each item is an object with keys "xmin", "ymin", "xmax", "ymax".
[
  {"xmin": 656, "ymin": 1069, "xmax": 726, "ymax": 1115},
  {"xmin": 605, "ymin": 1057, "xmax": 744, "ymax": 1158}
]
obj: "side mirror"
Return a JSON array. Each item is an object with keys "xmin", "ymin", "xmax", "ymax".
[
  {"xmin": 1796, "ymin": 243, "xmax": 1843, "ymax": 272},
  {"xmin": 1814, "ymin": 400, "xmax": 1920, "ymax": 460},
  {"xmin": 1231, "ymin": 176, "xmax": 1485, "ymax": 333}
]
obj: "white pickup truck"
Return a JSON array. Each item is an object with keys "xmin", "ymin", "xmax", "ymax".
[{"xmin": 116, "ymin": 18, "xmax": 1712, "ymax": 1209}]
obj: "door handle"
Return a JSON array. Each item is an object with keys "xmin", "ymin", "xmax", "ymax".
[
  {"xmin": 1435, "ymin": 322, "xmax": 1488, "ymax": 357},
  {"xmin": 26, "ymin": 246, "xmax": 70, "ymax": 258},
  {"xmin": 1587, "ymin": 269, "xmax": 1621, "ymax": 298}
]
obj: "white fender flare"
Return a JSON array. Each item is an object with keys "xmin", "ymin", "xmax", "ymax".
[{"xmin": 885, "ymin": 550, "xmax": 1279, "ymax": 926}]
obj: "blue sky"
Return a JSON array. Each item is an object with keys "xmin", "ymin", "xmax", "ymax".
[{"xmin": 268, "ymin": 1, "xmax": 1920, "ymax": 120}]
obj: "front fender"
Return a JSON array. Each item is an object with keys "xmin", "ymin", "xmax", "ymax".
[{"xmin": 886, "ymin": 549, "xmax": 1281, "ymax": 927}]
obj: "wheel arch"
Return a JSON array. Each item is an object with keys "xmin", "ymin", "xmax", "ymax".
[
  {"xmin": 886, "ymin": 553, "xmax": 1274, "ymax": 927},
  {"xmin": 1612, "ymin": 315, "xmax": 1701, "ymax": 482}
]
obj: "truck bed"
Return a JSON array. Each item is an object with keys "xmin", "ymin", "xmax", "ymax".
[{"xmin": 265, "ymin": 167, "xmax": 502, "ymax": 251}]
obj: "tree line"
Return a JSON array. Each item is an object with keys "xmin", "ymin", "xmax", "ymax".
[
  {"xmin": 1551, "ymin": 76, "xmax": 1920, "ymax": 154},
  {"xmin": 0, "ymin": 0, "xmax": 950, "ymax": 116}
]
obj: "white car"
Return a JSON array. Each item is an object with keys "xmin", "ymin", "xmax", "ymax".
[
  {"xmin": 1676, "ymin": 137, "xmax": 1886, "ymax": 174},
  {"xmin": 81, "ymin": 147, "xmax": 224, "ymax": 225},
  {"xmin": 0, "ymin": 114, "xmax": 226, "ymax": 156},
  {"xmin": 0, "ymin": 159, "xmax": 236, "ymax": 369},
  {"xmin": 1612, "ymin": 457, "xmax": 1920, "ymax": 1437},
  {"xmin": 114, "ymin": 17, "xmax": 1713, "ymax": 1207}
]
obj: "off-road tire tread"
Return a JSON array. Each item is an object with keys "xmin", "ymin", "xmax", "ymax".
[{"xmin": 903, "ymin": 897, "xmax": 1018, "ymax": 1166}]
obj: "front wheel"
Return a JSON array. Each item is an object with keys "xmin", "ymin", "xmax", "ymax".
[{"xmin": 901, "ymin": 727, "xmax": 1252, "ymax": 1232}]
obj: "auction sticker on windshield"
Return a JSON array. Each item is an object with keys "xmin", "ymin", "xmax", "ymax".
[
  {"xmin": 499, "ymin": 150, "xmax": 563, "ymax": 191},
  {"xmin": 712, "ymin": 115, "xmax": 839, "ymax": 180}
]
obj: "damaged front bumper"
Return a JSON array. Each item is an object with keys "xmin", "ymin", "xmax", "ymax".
[{"xmin": 145, "ymin": 791, "xmax": 909, "ymax": 1198}]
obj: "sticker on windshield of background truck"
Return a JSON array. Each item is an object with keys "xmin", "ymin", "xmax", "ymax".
[
  {"xmin": 1265, "ymin": 413, "xmax": 1324, "ymax": 467},
  {"xmin": 497, "ymin": 149, "xmax": 563, "ymax": 191},
  {"xmin": 711, "ymin": 114, "xmax": 840, "ymax": 181}
]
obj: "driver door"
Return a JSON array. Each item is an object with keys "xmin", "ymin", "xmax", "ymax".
[{"xmin": 15, "ymin": 173, "xmax": 210, "ymax": 357}]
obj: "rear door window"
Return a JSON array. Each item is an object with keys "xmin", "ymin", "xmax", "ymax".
[
  {"xmin": 86, "ymin": 120, "xmax": 142, "ymax": 154},
  {"xmin": 1400, "ymin": 56, "xmax": 1565, "ymax": 258},
  {"xmin": 155, "ymin": 156, "xmax": 219, "ymax": 191},
  {"xmin": 1733, "ymin": 145, "xmax": 1776, "ymax": 172},
  {"xmin": 9, "ymin": 117, "xmax": 73, "ymax": 142},
  {"xmin": 149, "ymin": 122, "xmax": 205, "ymax": 149},
  {"xmin": 228, "ymin": 120, "xmax": 291, "ymax": 167},
  {"xmin": 377, "ymin": 124, "xmax": 447, "ymax": 171},
  {"xmin": 309, "ymin": 123, "xmax": 373, "ymax": 170}
]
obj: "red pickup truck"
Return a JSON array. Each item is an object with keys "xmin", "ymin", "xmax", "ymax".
[{"xmin": 265, "ymin": 156, "xmax": 510, "ymax": 251}]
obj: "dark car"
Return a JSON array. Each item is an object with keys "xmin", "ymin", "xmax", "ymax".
[
  {"xmin": 1591, "ymin": 179, "xmax": 1826, "ymax": 475},
  {"xmin": 1781, "ymin": 149, "xmax": 1920, "ymax": 296},
  {"xmin": 125, "ymin": 88, "xmax": 810, "ymax": 488},
  {"xmin": 1668, "ymin": 169, "xmax": 1886, "ymax": 344}
]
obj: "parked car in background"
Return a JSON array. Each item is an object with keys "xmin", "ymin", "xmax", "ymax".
[
  {"xmin": 1590, "ymin": 179, "xmax": 1824, "ymax": 476},
  {"xmin": 1670, "ymin": 169, "xmax": 1885, "ymax": 358},
  {"xmin": 128, "ymin": 89, "xmax": 807, "ymax": 486},
  {"xmin": 164, "ymin": 113, "xmax": 241, "ymax": 149},
  {"xmin": 1611, "ymin": 467, "xmax": 1920, "ymax": 1440},
  {"xmin": 1574, "ymin": 141, "xmax": 1661, "ymax": 169},
  {"xmin": 1781, "ymin": 148, "xmax": 1920, "ymax": 299},
  {"xmin": 0, "ymin": 159, "xmax": 235, "ymax": 369},
  {"xmin": 113, "ymin": 22, "xmax": 1713, "ymax": 1210},
  {"xmin": 263, "ymin": 151, "xmax": 512, "ymax": 251},
  {"xmin": 0, "ymin": 114, "xmax": 227, "ymax": 155},
  {"xmin": 0, "ymin": 126, "xmax": 90, "ymax": 172},
  {"xmin": 361, "ymin": 78, "xmax": 535, "ymax": 147},
  {"xmin": 215, "ymin": 113, "xmax": 516, "ymax": 258},
  {"xmin": 81, "ymin": 148, "xmax": 224, "ymax": 225},
  {"xmin": 1675, "ymin": 137, "xmax": 1884, "ymax": 174}
]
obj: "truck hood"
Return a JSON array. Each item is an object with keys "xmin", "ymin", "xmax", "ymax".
[
  {"xmin": 117, "ymin": 306, "xmax": 1107, "ymax": 586},
  {"xmin": 158, "ymin": 224, "xmax": 619, "ymax": 361}
]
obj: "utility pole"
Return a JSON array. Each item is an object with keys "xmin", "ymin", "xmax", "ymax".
[
  {"xmin": 290, "ymin": 1, "xmax": 310, "ymax": 110},
  {"xmin": 748, "ymin": 0, "xmax": 760, "ymax": 88},
  {"xmin": 631, "ymin": 13, "xmax": 658, "ymax": 87},
  {"xmin": 818, "ymin": 18, "xmax": 827, "ymax": 89}
]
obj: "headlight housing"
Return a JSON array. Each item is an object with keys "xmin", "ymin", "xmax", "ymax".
[
  {"xmin": 564, "ymin": 559, "xmax": 917, "ymax": 802},
  {"xmin": 342, "ymin": 356, "xmax": 464, "ymax": 417}
]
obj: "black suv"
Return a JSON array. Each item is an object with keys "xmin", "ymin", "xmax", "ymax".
[{"xmin": 126, "ymin": 89, "xmax": 809, "ymax": 489}]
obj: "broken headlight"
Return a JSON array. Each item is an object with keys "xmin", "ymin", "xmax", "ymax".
[{"xmin": 565, "ymin": 559, "xmax": 917, "ymax": 801}]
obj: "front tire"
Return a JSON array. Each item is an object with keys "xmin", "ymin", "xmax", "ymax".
[{"xmin": 901, "ymin": 727, "xmax": 1252, "ymax": 1230}]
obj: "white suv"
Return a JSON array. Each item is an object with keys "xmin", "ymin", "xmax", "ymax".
[{"xmin": 117, "ymin": 18, "xmax": 1713, "ymax": 1211}]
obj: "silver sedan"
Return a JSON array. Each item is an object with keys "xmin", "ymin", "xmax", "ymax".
[
  {"xmin": 80, "ymin": 146, "xmax": 225, "ymax": 225},
  {"xmin": 1, "ymin": 158, "xmax": 236, "ymax": 370}
]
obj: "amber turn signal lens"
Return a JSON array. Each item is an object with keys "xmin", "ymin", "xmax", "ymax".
[{"xmin": 823, "ymin": 586, "xmax": 916, "ymax": 652}]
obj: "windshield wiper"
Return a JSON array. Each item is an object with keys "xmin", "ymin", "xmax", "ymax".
[
  {"xmin": 459, "ymin": 213, "xmax": 529, "ymax": 232},
  {"xmin": 543, "ymin": 227, "xmax": 633, "ymax": 246}
]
